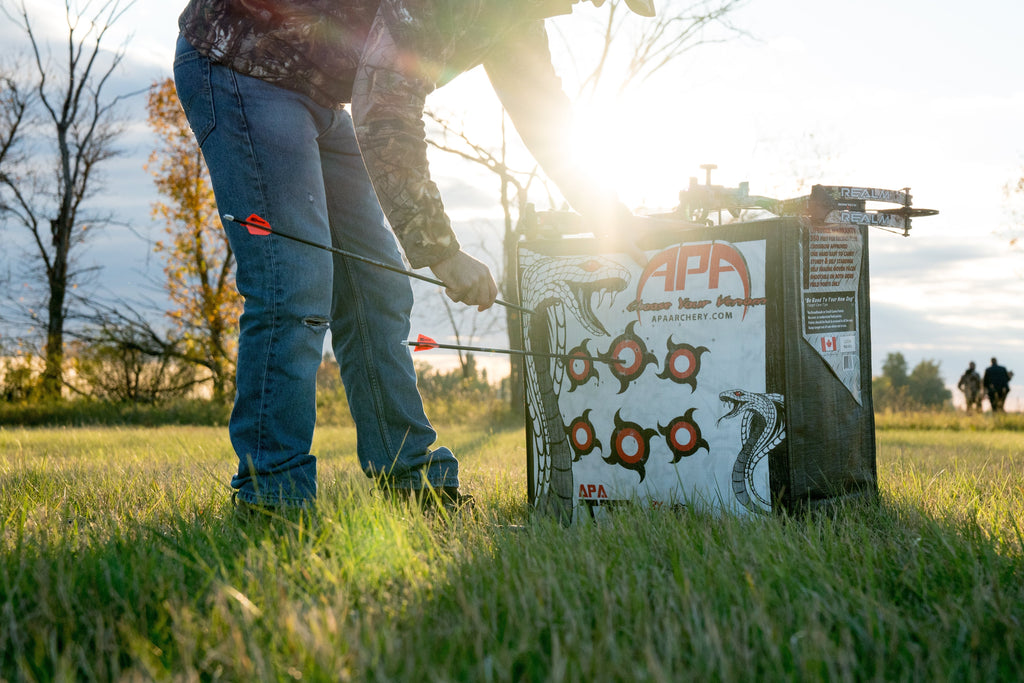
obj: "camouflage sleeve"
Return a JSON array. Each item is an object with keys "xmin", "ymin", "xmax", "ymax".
[
  {"xmin": 484, "ymin": 22, "xmax": 630, "ymax": 226},
  {"xmin": 483, "ymin": 22, "xmax": 575, "ymax": 183},
  {"xmin": 350, "ymin": 3, "xmax": 460, "ymax": 270}
]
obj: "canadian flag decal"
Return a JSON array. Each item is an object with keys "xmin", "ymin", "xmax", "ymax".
[{"xmin": 821, "ymin": 336, "xmax": 837, "ymax": 352}]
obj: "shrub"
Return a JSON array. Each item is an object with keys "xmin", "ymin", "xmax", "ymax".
[{"xmin": 0, "ymin": 398, "xmax": 230, "ymax": 427}]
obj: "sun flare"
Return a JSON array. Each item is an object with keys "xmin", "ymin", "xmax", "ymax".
[{"xmin": 568, "ymin": 95, "xmax": 726, "ymax": 214}]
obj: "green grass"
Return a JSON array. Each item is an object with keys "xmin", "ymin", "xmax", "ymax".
[
  {"xmin": 875, "ymin": 409, "xmax": 1024, "ymax": 432},
  {"xmin": 1, "ymin": 423, "xmax": 1022, "ymax": 681}
]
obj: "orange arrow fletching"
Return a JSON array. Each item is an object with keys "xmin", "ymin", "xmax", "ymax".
[
  {"xmin": 245, "ymin": 213, "xmax": 272, "ymax": 236},
  {"xmin": 413, "ymin": 334, "xmax": 439, "ymax": 351}
]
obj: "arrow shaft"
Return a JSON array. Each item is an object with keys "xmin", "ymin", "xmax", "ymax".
[
  {"xmin": 224, "ymin": 214, "xmax": 533, "ymax": 315},
  {"xmin": 405, "ymin": 340, "xmax": 616, "ymax": 365}
]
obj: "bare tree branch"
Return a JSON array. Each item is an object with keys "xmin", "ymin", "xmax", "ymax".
[
  {"xmin": 0, "ymin": 0, "xmax": 138, "ymax": 398},
  {"xmin": 0, "ymin": 66, "xmax": 30, "ymax": 177}
]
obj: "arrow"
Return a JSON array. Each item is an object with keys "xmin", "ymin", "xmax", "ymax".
[
  {"xmin": 406, "ymin": 334, "xmax": 622, "ymax": 366},
  {"xmin": 223, "ymin": 214, "xmax": 534, "ymax": 315}
]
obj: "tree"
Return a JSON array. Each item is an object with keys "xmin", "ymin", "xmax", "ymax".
[
  {"xmin": 438, "ymin": 288, "xmax": 502, "ymax": 380},
  {"xmin": 146, "ymin": 77, "xmax": 240, "ymax": 402},
  {"xmin": 569, "ymin": 0, "xmax": 749, "ymax": 98},
  {"xmin": 882, "ymin": 352, "xmax": 910, "ymax": 391},
  {"xmin": 68, "ymin": 302, "xmax": 213, "ymax": 401},
  {"xmin": 0, "ymin": 0, "xmax": 138, "ymax": 399},
  {"xmin": 0, "ymin": 62, "xmax": 30, "ymax": 178},
  {"xmin": 873, "ymin": 352, "xmax": 951, "ymax": 411},
  {"xmin": 426, "ymin": 111, "xmax": 543, "ymax": 413},
  {"xmin": 873, "ymin": 352, "xmax": 908, "ymax": 411},
  {"xmin": 66, "ymin": 330, "xmax": 199, "ymax": 403},
  {"xmin": 907, "ymin": 359, "xmax": 952, "ymax": 409},
  {"xmin": 0, "ymin": 62, "xmax": 30, "ymax": 336}
]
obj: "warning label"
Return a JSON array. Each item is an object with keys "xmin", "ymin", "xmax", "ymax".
[
  {"xmin": 805, "ymin": 227, "xmax": 861, "ymax": 290},
  {"xmin": 800, "ymin": 224, "xmax": 864, "ymax": 404},
  {"xmin": 803, "ymin": 292, "xmax": 856, "ymax": 335}
]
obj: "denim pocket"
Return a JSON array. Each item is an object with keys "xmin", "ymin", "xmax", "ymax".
[{"xmin": 172, "ymin": 35, "xmax": 216, "ymax": 147}]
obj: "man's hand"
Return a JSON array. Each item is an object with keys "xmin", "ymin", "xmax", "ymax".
[{"xmin": 430, "ymin": 250, "xmax": 498, "ymax": 311}]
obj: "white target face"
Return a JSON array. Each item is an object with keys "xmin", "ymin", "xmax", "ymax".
[{"xmin": 521, "ymin": 236, "xmax": 772, "ymax": 519}]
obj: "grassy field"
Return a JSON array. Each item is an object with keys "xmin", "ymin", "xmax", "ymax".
[{"xmin": 1, "ymin": 420, "xmax": 1022, "ymax": 681}]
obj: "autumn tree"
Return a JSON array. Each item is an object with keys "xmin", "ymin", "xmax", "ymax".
[
  {"xmin": 0, "ymin": 0, "xmax": 138, "ymax": 399},
  {"xmin": 146, "ymin": 77, "xmax": 240, "ymax": 402}
]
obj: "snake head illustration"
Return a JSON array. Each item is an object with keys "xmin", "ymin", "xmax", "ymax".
[
  {"xmin": 717, "ymin": 389, "xmax": 752, "ymax": 425},
  {"xmin": 718, "ymin": 389, "xmax": 785, "ymax": 425},
  {"xmin": 521, "ymin": 255, "xmax": 631, "ymax": 337}
]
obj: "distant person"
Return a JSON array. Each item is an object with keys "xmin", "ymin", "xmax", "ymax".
[
  {"xmin": 957, "ymin": 361, "xmax": 983, "ymax": 413},
  {"xmin": 982, "ymin": 357, "xmax": 1013, "ymax": 412}
]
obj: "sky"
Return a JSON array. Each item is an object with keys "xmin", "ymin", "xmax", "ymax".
[{"xmin": 4, "ymin": 0, "xmax": 1024, "ymax": 409}]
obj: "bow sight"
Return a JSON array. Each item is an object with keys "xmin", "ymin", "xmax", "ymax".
[{"xmin": 660, "ymin": 164, "xmax": 938, "ymax": 236}]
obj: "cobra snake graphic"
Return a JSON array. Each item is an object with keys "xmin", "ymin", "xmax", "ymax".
[
  {"xmin": 520, "ymin": 251, "xmax": 630, "ymax": 523},
  {"xmin": 718, "ymin": 389, "xmax": 786, "ymax": 512}
]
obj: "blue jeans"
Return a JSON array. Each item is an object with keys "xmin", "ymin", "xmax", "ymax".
[{"xmin": 173, "ymin": 35, "xmax": 459, "ymax": 507}]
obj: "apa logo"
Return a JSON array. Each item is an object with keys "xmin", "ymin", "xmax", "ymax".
[
  {"xmin": 632, "ymin": 241, "xmax": 753, "ymax": 319},
  {"xmin": 578, "ymin": 483, "xmax": 609, "ymax": 500}
]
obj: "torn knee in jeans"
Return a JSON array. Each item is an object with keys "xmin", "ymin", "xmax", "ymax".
[{"xmin": 302, "ymin": 315, "xmax": 330, "ymax": 331}]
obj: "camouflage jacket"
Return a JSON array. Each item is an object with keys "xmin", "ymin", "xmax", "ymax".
[
  {"xmin": 958, "ymin": 370, "xmax": 981, "ymax": 394},
  {"xmin": 179, "ymin": 0, "xmax": 580, "ymax": 268}
]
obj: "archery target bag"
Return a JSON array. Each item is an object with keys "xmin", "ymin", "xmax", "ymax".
[{"xmin": 517, "ymin": 213, "xmax": 877, "ymax": 522}]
